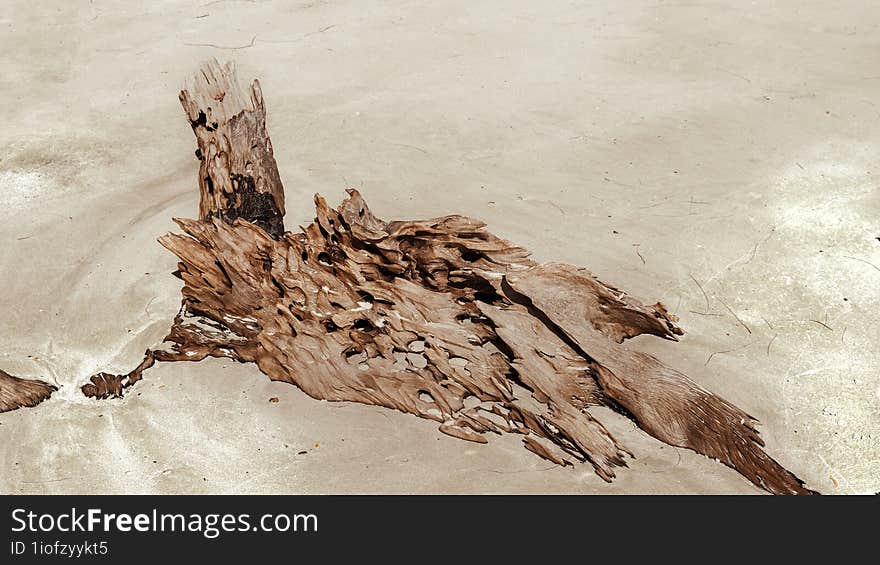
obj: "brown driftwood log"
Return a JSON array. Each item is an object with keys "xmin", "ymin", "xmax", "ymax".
[
  {"xmin": 9, "ymin": 59, "xmax": 815, "ymax": 494},
  {"xmin": 0, "ymin": 370, "xmax": 56, "ymax": 413}
]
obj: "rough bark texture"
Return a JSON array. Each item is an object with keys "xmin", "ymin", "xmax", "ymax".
[
  {"xmin": 179, "ymin": 60, "xmax": 286, "ymax": 238},
  {"xmin": 0, "ymin": 370, "xmax": 56, "ymax": 413},
  {"xmin": 7, "ymin": 60, "xmax": 816, "ymax": 494}
]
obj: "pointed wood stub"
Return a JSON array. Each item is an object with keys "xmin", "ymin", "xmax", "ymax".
[{"xmin": 179, "ymin": 59, "xmax": 286, "ymax": 238}]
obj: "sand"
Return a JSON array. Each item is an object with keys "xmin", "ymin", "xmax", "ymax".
[{"xmin": 1, "ymin": 0, "xmax": 877, "ymax": 494}]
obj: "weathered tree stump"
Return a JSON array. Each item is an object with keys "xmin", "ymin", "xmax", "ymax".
[
  {"xmin": 180, "ymin": 60, "xmax": 286, "ymax": 238},
  {"xmin": 9, "ymin": 60, "xmax": 815, "ymax": 494}
]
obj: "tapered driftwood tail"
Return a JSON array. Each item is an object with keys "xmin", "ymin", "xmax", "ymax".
[
  {"xmin": 0, "ymin": 370, "xmax": 56, "ymax": 412},
  {"xmin": 5, "ymin": 59, "xmax": 815, "ymax": 494}
]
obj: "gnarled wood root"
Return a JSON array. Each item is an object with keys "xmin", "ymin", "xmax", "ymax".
[
  {"xmin": 1, "ymin": 59, "xmax": 814, "ymax": 495},
  {"xmin": 88, "ymin": 186, "xmax": 812, "ymax": 494},
  {"xmin": 82, "ymin": 351, "xmax": 155, "ymax": 400}
]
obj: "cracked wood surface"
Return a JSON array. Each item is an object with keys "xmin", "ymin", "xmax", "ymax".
[
  {"xmin": 180, "ymin": 60, "xmax": 286, "ymax": 238},
  {"xmin": 7, "ymin": 60, "xmax": 815, "ymax": 494}
]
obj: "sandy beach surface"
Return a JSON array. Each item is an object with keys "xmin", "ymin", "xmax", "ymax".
[{"xmin": 1, "ymin": 0, "xmax": 878, "ymax": 494}]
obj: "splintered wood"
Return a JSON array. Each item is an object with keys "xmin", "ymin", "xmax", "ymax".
[
  {"xmin": 4, "ymin": 60, "xmax": 815, "ymax": 494},
  {"xmin": 0, "ymin": 370, "xmax": 56, "ymax": 413}
]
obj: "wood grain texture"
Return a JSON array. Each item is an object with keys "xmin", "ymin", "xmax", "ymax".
[
  {"xmin": 0, "ymin": 370, "xmax": 56, "ymax": 413},
  {"xmin": 179, "ymin": 59, "xmax": 286, "ymax": 238},
  {"xmin": 503, "ymin": 265, "xmax": 814, "ymax": 495}
]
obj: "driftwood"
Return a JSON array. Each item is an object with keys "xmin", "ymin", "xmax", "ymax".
[
  {"xmin": 7, "ymin": 60, "xmax": 815, "ymax": 494},
  {"xmin": 0, "ymin": 370, "xmax": 56, "ymax": 413}
]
